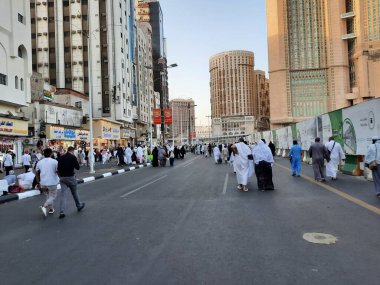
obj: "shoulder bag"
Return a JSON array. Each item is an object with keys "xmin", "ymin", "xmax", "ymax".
[{"xmin": 369, "ymin": 145, "xmax": 377, "ymax": 171}]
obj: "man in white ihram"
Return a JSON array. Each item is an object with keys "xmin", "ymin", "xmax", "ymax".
[
  {"xmin": 232, "ymin": 138, "xmax": 253, "ymax": 192},
  {"xmin": 136, "ymin": 145, "xmax": 144, "ymax": 163},
  {"xmin": 325, "ymin": 136, "xmax": 345, "ymax": 180},
  {"xmin": 125, "ymin": 144, "xmax": 133, "ymax": 165},
  {"xmin": 213, "ymin": 145, "xmax": 221, "ymax": 164}
]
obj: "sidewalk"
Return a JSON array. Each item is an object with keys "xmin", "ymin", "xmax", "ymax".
[
  {"xmin": 1, "ymin": 160, "xmax": 130, "ymax": 181},
  {"xmin": 0, "ymin": 161, "xmax": 151, "ymax": 204}
]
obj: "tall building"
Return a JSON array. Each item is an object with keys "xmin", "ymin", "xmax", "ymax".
[
  {"xmin": 343, "ymin": 0, "xmax": 380, "ymax": 103},
  {"xmin": 30, "ymin": 0, "xmax": 137, "ymax": 131},
  {"xmin": 267, "ymin": 0, "xmax": 380, "ymax": 128},
  {"xmin": 171, "ymin": 98, "xmax": 195, "ymax": 144},
  {"xmin": 209, "ymin": 50, "xmax": 256, "ymax": 138},
  {"xmin": 135, "ymin": 21, "xmax": 155, "ymax": 144},
  {"xmin": 254, "ymin": 70, "xmax": 270, "ymax": 130},
  {"xmin": 0, "ymin": 0, "xmax": 32, "ymax": 163}
]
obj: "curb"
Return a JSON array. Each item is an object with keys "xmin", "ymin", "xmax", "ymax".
[{"xmin": 0, "ymin": 163, "xmax": 151, "ymax": 205}]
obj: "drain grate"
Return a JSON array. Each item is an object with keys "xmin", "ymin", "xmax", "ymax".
[{"xmin": 303, "ymin": 233, "xmax": 338, "ymax": 245}]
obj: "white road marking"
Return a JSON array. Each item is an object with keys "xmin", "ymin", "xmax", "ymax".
[
  {"xmin": 182, "ymin": 157, "xmax": 199, "ymax": 168},
  {"xmin": 129, "ymin": 167, "xmax": 136, "ymax": 171},
  {"xmin": 118, "ymin": 169, "xmax": 125, "ymax": 174},
  {"xmin": 102, "ymin": 172, "xmax": 112, "ymax": 177},
  {"xmin": 120, "ymin": 174, "xmax": 168, "ymax": 198},
  {"xmin": 222, "ymin": 173, "xmax": 229, "ymax": 195}
]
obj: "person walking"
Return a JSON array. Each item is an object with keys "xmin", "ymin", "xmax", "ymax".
[
  {"xmin": 288, "ymin": 140, "xmax": 302, "ymax": 177},
  {"xmin": 117, "ymin": 144, "xmax": 125, "ymax": 166},
  {"xmin": 213, "ymin": 145, "xmax": 221, "ymax": 164},
  {"xmin": 125, "ymin": 144, "xmax": 133, "ymax": 165},
  {"xmin": 36, "ymin": 148, "xmax": 60, "ymax": 217},
  {"xmin": 232, "ymin": 138, "xmax": 252, "ymax": 192},
  {"xmin": 152, "ymin": 146, "xmax": 159, "ymax": 167},
  {"xmin": 57, "ymin": 146, "xmax": 85, "ymax": 219},
  {"xmin": 365, "ymin": 136, "xmax": 380, "ymax": 198},
  {"xmin": 252, "ymin": 140, "xmax": 275, "ymax": 191},
  {"xmin": 309, "ymin": 137, "xmax": 329, "ymax": 182},
  {"xmin": 169, "ymin": 150, "xmax": 175, "ymax": 167},
  {"xmin": 3, "ymin": 150, "xmax": 14, "ymax": 175},
  {"xmin": 22, "ymin": 150, "xmax": 31, "ymax": 173},
  {"xmin": 268, "ymin": 141, "xmax": 276, "ymax": 157},
  {"xmin": 222, "ymin": 145, "xmax": 229, "ymax": 164},
  {"xmin": 325, "ymin": 136, "xmax": 345, "ymax": 180}
]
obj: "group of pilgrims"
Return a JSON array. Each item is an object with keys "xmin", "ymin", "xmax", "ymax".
[{"xmin": 208, "ymin": 138, "xmax": 276, "ymax": 192}]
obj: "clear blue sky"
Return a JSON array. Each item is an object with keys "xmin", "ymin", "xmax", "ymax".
[{"xmin": 160, "ymin": 0, "xmax": 268, "ymax": 125}]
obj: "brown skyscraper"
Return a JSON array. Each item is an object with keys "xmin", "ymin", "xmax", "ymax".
[
  {"xmin": 209, "ymin": 50, "xmax": 256, "ymax": 137},
  {"xmin": 267, "ymin": 0, "xmax": 380, "ymax": 128}
]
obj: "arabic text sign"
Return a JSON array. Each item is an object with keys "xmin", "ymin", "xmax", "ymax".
[{"xmin": 0, "ymin": 119, "xmax": 28, "ymax": 136}]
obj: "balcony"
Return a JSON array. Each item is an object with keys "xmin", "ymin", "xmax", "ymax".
[
  {"xmin": 340, "ymin": 11, "xmax": 355, "ymax": 19},
  {"xmin": 341, "ymin": 33, "xmax": 357, "ymax": 40}
]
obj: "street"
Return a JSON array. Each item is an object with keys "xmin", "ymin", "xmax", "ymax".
[{"xmin": 1, "ymin": 155, "xmax": 379, "ymax": 285}]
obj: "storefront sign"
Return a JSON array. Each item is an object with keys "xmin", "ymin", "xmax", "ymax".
[
  {"xmin": 64, "ymin": 129, "xmax": 76, "ymax": 139},
  {"xmin": 102, "ymin": 125, "xmax": 120, "ymax": 140},
  {"xmin": 76, "ymin": 130, "xmax": 89, "ymax": 141},
  {"xmin": 153, "ymin": 109, "xmax": 161, "ymax": 124},
  {"xmin": 0, "ymin": 118, "xmax": 28, "ymax": 136},
  {"xmin": 164, "ymin": 108, "xmax": 172, "ymax": 125},
  {"xmin": 47, "ymin": 126, "xmax": 89, "ymax": 141}
]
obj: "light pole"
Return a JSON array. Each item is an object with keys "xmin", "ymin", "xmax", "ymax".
[
  {"xmin": 145, "ymin": 61, "xmax": 177, "ymax": 145},
  {"xmin": 188, "ymin": 103, "xmax": 197, "ymax": 145},
  {"xmin": 206, "ymin": 115, "xmax": 212, "ymax": 143}
]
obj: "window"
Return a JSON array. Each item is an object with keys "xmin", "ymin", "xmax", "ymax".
[
  {"xmin": 0, "ymin": 73, "xmax": 7, "ymax": 85},
  {"xmin": 75, "ymin": 101, "xmax": 82, "ymax": 108},
  {"xmin": 18, "ymin": 13, "xmax": 24, "ymax": 23},
  {"xmin": 15, "ymin": 76, "xmax": 19, "ymax": 89},
  {"xmin": 20, "ymin": 78, "xmax": 24, "ymax": 91},
  {"xmin": 18, "ymin": 46, "xmax": 23, "ymax": 58}
]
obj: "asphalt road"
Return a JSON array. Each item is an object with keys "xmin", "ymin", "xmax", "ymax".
[{"xmin": 1, "ymin": 155, "xmax": 379, "ymax": 285}]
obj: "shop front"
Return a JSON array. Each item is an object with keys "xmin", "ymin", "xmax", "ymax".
[
  {"xmin": 0, "ymin": 117, "xmax": 29, "ymax": 165},
  {"xmin": 46, "ymin": 125, "xmax": 89, "ymax": 151},
  {"xmin": 90, "ymin": 119, "xmax": 122, "ymax": 150}
]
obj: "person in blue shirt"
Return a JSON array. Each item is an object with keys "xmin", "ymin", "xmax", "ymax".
[{"xmin": 289, "ymin": 140, "xmax": 302, "ymax": 177}]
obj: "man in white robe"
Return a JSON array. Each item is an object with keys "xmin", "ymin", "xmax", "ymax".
[
  {"xmin": 213, "ymin": 145, "xmax": 221, "ymax": 164},
  {"xmin": 233, "ymin": 138, "xmax": 253, "ymax": 191},
  {"xmin": 325, "ymin": 136, "xmax": 345, "ymax": 180},
  {"xmin": 125, "ymin": 145, "xmax": 133, "ymax": 165},
  {"xmin": 136, "ymin": 145, "xmax": 144, "ymax": 163}
]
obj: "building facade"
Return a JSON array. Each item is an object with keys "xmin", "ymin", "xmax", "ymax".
[
  {"xmin": 30, "ymin": 0, "xmax": 137, "ymax": 135},
  {"xmin": 267, "ymin": 0, "xmax": 380, "ymax": 128},
  {"xmin": 0, "ymin": 0, "xmax": 32, "ymax": 163},
  {"xmin": 209, "ymin": 50, "xmax": 256, "ymax": 137},
  {"xmin": 195, "ymin": 125, "xmax": 212, "ymax": 142},
  {"xmin": 254, "ymin": 70, "xmax": 270, "ymax": 131},
  {"xmin": 171, "ymin": 99, "xmax": 195, "ymax": 145}
]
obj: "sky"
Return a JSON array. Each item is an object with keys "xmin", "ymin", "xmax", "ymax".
[{"xmin": 159, "ymin": 0, "xmax": 268, "ymax": 126}]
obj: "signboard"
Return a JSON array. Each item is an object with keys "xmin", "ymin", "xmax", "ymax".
[
  {"xmin": 48, "ymin": 126, "xmax": 64, "ymax": 139},
  {"xmin": 102, "ymin": 125, "xmax": 120, "ymax": 140},
  {"xmin": 43, "ymin": 83, "xmax": 56, "ymax": 101},
  {"xmin": 76, "ymin": 130, "xmax": 89, "ymax": 141},
  {"xmin": 164, "ymin": 108, "xmax": 172, "ymax": 125},
  {"xmin": 153, "ymin": 109, "xmax": 161, "ymax": 125},
  {"xmin": 0, "ymin": 118, "xmax": 28, "ymax": 136}
]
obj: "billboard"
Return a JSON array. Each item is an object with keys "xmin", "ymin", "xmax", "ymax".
[
  {"xmin": 153, "ymin": 109, "xmax": 161, "ymax": 125},
  {"xmin": 164, "ymin": 108, "xmax": 172, "ymax": 125}
]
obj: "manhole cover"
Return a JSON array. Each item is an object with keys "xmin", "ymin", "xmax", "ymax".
[{"xmin": 302, "ymin": 233, "xmax": 338, "ymax": 245}]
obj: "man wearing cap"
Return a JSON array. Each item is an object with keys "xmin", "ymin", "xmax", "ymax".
[{"xmin": 365, "ymin": 136, "xmax": 380, "ymax": 198}]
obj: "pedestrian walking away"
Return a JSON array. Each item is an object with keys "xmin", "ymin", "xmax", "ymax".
[
  {"xmin": 232, "ymin": 138, "xmax": 253, "ymax": 192},
  {"xmin": 252, "ymin": 140, "xmax": 275, "ymax": 191},
  {"xmin": 22, "ymin": 150, "xmax": 31, "ymax": 173},
  {"xmin": 365, "ymin": 136, "xmax": 380, "ymax": 198},
  {"xmin": 3, "ymin": 150, "xmax": 14, "ymax": 175},
  {"xmin": 213, "ymin": 145, "xmax": 221, "ymax": 164},
  {"xmin": 57, "ymin": 146, "xmax": 85, "ymax": 219},
  {"xmin": 325, "ymin": 136, "xmax": 345, "ymax": 180},
  {"xmin": 36, "ymin": 148, "xmax": 60, "ymax": 217},
  {"xmin": 288, "ymin": 140, "xmax": 302, "ymax": 176},
  {"xmin": 125, "ymin": 144, "xmax": 133, "ymax": 165},
  {"xmin": 309, "ymin": 137, "xmax": 329, "ymax": 182}
]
